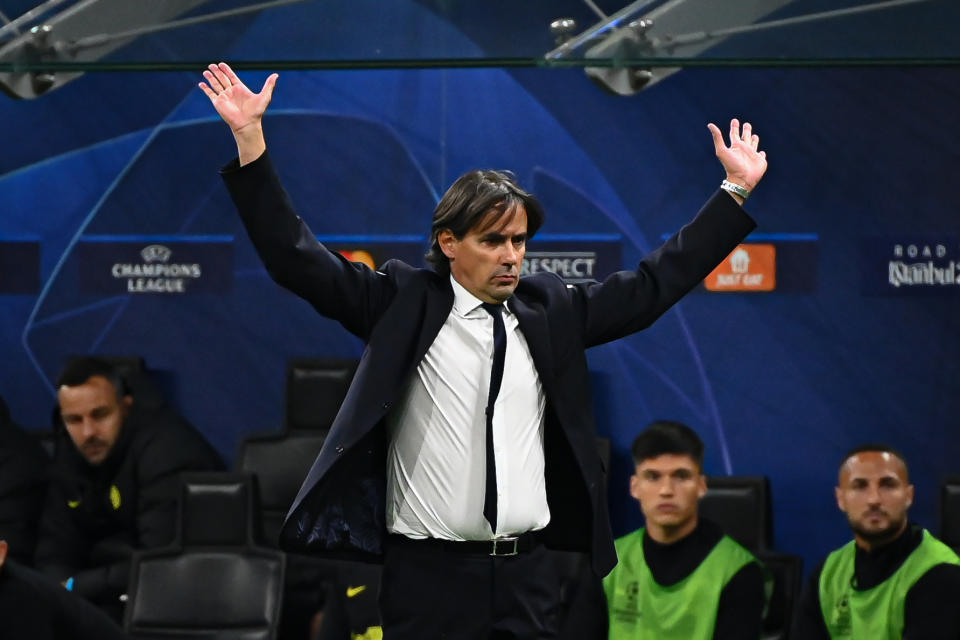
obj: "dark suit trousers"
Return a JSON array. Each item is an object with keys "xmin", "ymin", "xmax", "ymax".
[{"xmin": 379, "ymin": 535, "xmax": 563, "ymax": 640}]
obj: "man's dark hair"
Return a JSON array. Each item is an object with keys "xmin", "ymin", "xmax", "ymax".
[
  {"xmin": 631, "ymin": 420, "xmax": 705, "ymax": 469},
  {"xmin": 839, "ymin": 443, "xmax": 910, "ymax": 482},
  {"xmin": 56, "ymin": 357, "xmax": 129, "ymax": 401},
  {"xmin": 425, "ymin": 169, "xmax": 546, "ymax": 275}
]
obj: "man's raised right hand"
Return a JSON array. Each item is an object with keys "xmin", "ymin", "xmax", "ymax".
[{"xmin": 199, "ymin": 62, "xmax": 277, "ymax": 165}]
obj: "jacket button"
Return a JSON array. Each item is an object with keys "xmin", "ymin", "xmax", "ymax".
[
  {"xmin": 382, "ymin": 401, "xmax": 391, "ymax": 409},
  {"xmin": 335, "ymin": 446, "xmax": 344, "ymax": 454}
]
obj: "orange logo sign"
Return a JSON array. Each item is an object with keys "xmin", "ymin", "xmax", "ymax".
[
  {"xmin": 704, "ymin": 244, "xmax": 776, "ymax": 292},
  {"xmin": 337, "ymin": 250, "xmax": 376, "ymax": 269}
]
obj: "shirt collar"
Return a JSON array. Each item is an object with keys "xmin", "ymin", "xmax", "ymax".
[{"xmin": 449, "ymin": 274, "xmax": 512, "ymax": 318}]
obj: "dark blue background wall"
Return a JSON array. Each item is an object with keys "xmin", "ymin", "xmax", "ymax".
[{"xmin": 2, "ymin": 1, "xmax": 959, "ymax": 574}]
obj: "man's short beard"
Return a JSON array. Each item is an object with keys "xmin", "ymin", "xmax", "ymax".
[{"xmin": 849, "ymin": 514, "xmax": 907, "ymax": 547}]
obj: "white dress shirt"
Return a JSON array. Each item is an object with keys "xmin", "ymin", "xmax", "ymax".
[{"xmin": 385, "ymin": 276, "xmax": 550, "ymax": 540}]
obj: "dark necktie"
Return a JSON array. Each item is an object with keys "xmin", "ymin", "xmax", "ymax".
[{"xmin": 480, "ymin": 302, "xmax": 506, "ymax": 532}]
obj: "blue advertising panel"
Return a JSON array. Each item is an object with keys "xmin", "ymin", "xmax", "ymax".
[
  {"xmin": 663, "ymin": 232, "xmax": 819, "ymax": 294},
  {"xmin": 0, "ymin": 238, "xmax": 40, "ymax": 294},
  {"xmin": 524, "ymin": 235, "xmax": 622, "ymax": 283},
  {"xmin": 320, "ymin": 234, "xmax": 622, "ymax": 284},
  {"xmin": 861, "ymin": 234, "xmax": 960, "ymax": 296},
  {"xmin": 322, "ymin": 235, "xmax": 428, "ymax": 271},
  {"xmin": 76, "ymin": 236, "xmax": 234, "ymax": 294}
]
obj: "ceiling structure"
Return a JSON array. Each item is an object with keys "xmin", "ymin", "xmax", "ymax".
[{"xmin": 1, "ymin": 0, "xmax": 956, "ymax": 98}]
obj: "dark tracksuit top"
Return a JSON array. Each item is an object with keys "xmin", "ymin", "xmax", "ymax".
[{"xmin": 34, "ymin": 406, "xmax": 222, "ymax": 617}]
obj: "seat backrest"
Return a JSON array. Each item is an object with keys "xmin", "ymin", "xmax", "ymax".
[
  {"xmin": 125, "ymin": 472, "xmax": 285, "ymax": 639},
  {"xmin": 285, "ymin": 358, "xmax": 357, "ymax": 431},
  {"xmin": 758, "ymin": 551, "xmax": 803, "ymax": 640},
  {"xmin": 125, "ymin": 547, "xmax": 285, "ymax": 640},
  {"xmin": 64, "ymin": 353, "xmax": 166, "ymax": 412},
  {"xmin": 237, "ymin": 432, "xmax": 327, "ymax": 545},
  {"xmin": 180, "ymin": 472, "xmax": 258, "ymax": 547},
  {"xmin": 66, "ymin": 353, "xmax": 145, "ymax": 377},
  {"xmin": 940, "ymin": 475, "xmax": 960, "ymax": 549},
  {"xmin": 699, "ymin": 475, "xmax": 772, "ymax": 553}
]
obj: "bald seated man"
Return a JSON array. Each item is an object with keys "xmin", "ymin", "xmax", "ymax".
[{"xmin": 791, "ymin": 444, "xmax": 960, "ymax": 639}]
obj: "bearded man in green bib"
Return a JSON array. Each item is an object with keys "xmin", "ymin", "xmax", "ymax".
[
  {"xmin": 791, "ymin": 444, "xmax": 960, "ymax": 639},
  {"xmin": 603, "ymin": 421, "xmax": 765, "ymax": 639}
]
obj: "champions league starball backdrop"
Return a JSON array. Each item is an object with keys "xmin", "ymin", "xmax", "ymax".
[{"xmin": 1, "ymin": 0, "xmax": 959, "ymax": 573}]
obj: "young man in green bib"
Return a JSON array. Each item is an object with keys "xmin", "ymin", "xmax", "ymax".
[
  {"xmin": 791, "ymin": 444, "xmax": 960, "ymax": 639},
  {"xmin": 603, "ymin": 421, "xmax": 765, "ymax": 639}
]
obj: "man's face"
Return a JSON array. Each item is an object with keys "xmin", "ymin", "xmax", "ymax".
[
  {"xmin": 439, "ymin": 204, "xmax": 527, "ymax": 304},
  {"xmin": 58, "ymin": 375, "xmax": 131, "ymax": 465},
  {"xmin": 630, "ymin": 453, "xmax": 706, "ymax": 536},
  {"xmin": 836, "ymin": 451, "xmax": 913, "ymax": 548}
]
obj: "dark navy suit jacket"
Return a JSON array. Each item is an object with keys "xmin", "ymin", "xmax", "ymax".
[{"xmin": 222, "ymin": 152, "xmax": 756, "ymax": 576}]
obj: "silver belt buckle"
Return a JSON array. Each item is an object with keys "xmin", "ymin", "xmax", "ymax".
[{"xmin": 490, "ymin": 536, "xmax": 519, "ymax": 557}]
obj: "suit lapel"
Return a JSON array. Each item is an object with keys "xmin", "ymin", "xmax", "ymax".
[
  {"xmin": 510, "ymin": 295, "xmax": 556, "ymax": 395},
  {"xmin": 410, "ymin": 276, "xmax": 455, "ymax": 370},
  {"xmin": 286, "ymin": 275, "xmax": 453, "ymax": 520}
]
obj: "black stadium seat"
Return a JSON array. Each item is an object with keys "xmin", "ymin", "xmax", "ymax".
[
  {"xmin": 285, "ymin": 358, "xmax": 357, "ymax": 431},
  {"xmin": 237, "ymin": 431, "xmax": 327, "ymax": 545},
  {"xmin": 699, "ymin": 475, "xmax": 802, "ymax": 640},
  {"xmin": 939, "ymin": 475, "xmax": 960, "ymax": 550},
  {"xmin": 65, "ymin": 354, "xmax": 167, "ymax": 412},
  {"xmin": 124, "ymin": 473, "xmax": 285, "ymax": 639},
  {"xmin": 178, "ymin": 472, "xmax": 259, "ymax": 546},
  {"xmin": 700, "ymin": 475, "xmax": 773, "ymax": 553},
  {"xmin": 758, "ymin": 551, "xmax": 803, "ymax": 640}
]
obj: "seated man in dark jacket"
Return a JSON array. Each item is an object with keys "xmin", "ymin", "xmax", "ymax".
[
  {"xmin": 1, "ymin": 538, "xmax": 130, "ymax": 640},
  {"xmin": 34, "ymin": 357, "xmax": 223, "ymax": 620},
  {"xmin": 0, "ymin": 394, "xmax": 49, "ymax": 565}
]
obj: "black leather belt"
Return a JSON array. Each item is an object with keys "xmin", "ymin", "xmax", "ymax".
[{"xmin": 388, "ymin": 531, "xmax": 540, "ymax": 557}]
